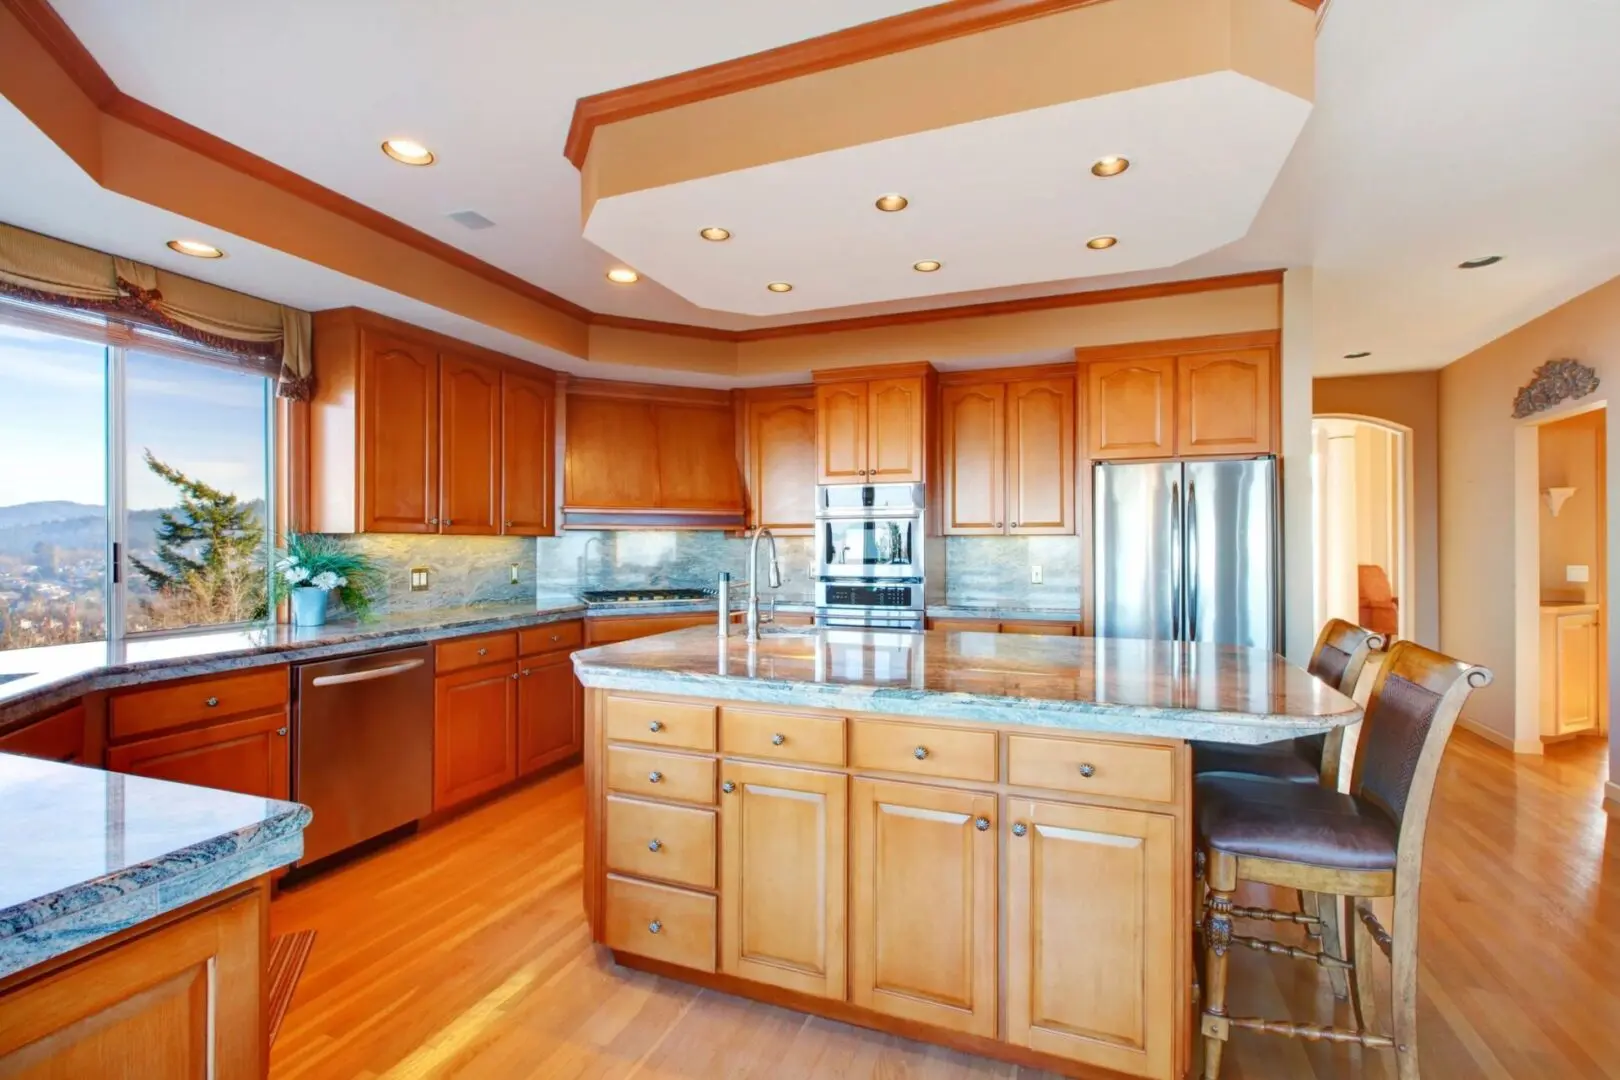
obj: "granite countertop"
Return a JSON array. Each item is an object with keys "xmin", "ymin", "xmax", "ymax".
[
  {"xmin": 0, "ymin": 754, "xmax": 311, "ymax": 977},
  {"xmin": 573, "ymin": 626, "xmax": 1358, "ymax": 745},
  {"xmin": 925, "ymin": 604, "xmax": 1079, "ymax": 622}
]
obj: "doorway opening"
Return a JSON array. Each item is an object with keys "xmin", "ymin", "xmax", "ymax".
[{"xmin": 1311, "ymin": 415, "xmax": 1414, "ymax": 644}]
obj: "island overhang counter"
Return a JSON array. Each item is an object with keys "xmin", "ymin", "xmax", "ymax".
[{"xmin": 572, "ymin": 628, "xmax": 1358, "ymax": 1080}]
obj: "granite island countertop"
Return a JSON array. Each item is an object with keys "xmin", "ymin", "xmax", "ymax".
[
  {"xmin": 0, "ymin": 754, "xmax": 311, "ymax": 978},
  {"xmin": 573, "ymin": 627, "xmax": 1359, "ymax": 744}
]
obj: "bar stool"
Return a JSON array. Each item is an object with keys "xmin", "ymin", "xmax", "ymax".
[{"xmin": 1195, "ymin": 640, "xmax": 1492, "ymax": 1080}]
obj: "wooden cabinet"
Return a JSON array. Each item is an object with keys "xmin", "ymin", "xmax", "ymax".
[
  {"xmin": 107, "ymin": 711, "xmax": 291, "ymax": 801},
  {"xmin": 0, "ymin": 885, "xmax": 267, "ymax": 1079},
  {"xmin": 517, "ymin": 649, "xmax": 580, "ymax": 774},
  {"xmin": 0, "ymin": 703, "xmax": 85, "ymax": 762},
  {"xmin": 1087, "ymin": 357, "xmax": 1175, "ymax": 461},
  {"xmin": 1005, "ymin": 799, "xmax": 1176, "ymax": 1079},
  {"xmin": 1542, "ymin": 606, "xmax": 1602, "ymax": 736},
  {"xmin": 941, "ymin": 368, "xmax": 1074, "ymax": 535},
  {"xmin": 742, "ymin": 388, "xmax": 816, "ymax": 533},
  {"xmin": 585, "ymin": 613, "xmax": 714, "ymax": 646},
  {"xmin": 1176, "ymin": 349, "xmax": 1273, "ymax": 457},
  {"xmin": 500, "ymin": 368, "xmax": 555, "ymax": 535},
  {"xmin": 850, "ymin": 778, "xmax": 997, "ymax": 1036},
  {"xmin": 565, "ymin": 394, "xmax": 660, "ymax": 509},
  {"xmin": 927, "ymin": 617, "xmax": 1079, "ymax": 635},
  {"xmin": 719, "ymin": 760, "xmax": 847, "ymax": 998},
  {"xmin": 655, "ymin": 401, "xmax": 744, "ymax": 511},
  {"xmin": 433, "ymin": 661, "xmax": 517, "ymax": 809},
  {"xmin": 310, "ymin": 308, "xmax": 557, "ymax": 536},
  {"xmin": 813, "ymin": 365, "xmax": 933, "ymax": 484}
]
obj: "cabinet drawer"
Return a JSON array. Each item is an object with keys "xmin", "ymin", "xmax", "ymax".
[
  {"xmin": 603, "ymin": 874, "xmax": 716, "ymax": 972},
  {"xmin": 1007, "ymin": 734, "xmax": 1178, "ymax": 804},
  {"xmin": 849, "ymin": 719, "xmax": 998, "ymax": 782},
  {"xmin": 928, "ymin": 618, "xmax": 1001, "ymax": 633},
  {"xmin": 519, "ymin": 620, "xmax": 583, "ymax": 656},
  {"xmin": 605, "ymin": 746, "xmax": 716, "ymax": 805},
  {"xmin": 605, "ymin": 796, "xmax": 716, "ymax": 889},
  {"xmin": 435, "ymin": 632, "xmax": 518, "ymax": 674},
  {"xmin": 720, "ymin": 708, "xmax": 845, "ymax": 767},
  {"xmin": 604, "ymin": 696, "xmax": 716, "ymax": 751},
  {"xmin": 999, "ymin": 621, "xmax": 1078, "ymax": 636},
  {"xmin": 110, "ymin": 668, "xmax": 289, "ymax": 741}
]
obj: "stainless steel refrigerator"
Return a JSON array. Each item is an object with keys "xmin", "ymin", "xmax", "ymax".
[{"xmin": 1093, "ymin": 456, "xmax": 1279, "ymax": 650}]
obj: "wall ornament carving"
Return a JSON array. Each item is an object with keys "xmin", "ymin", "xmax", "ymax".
[{"xmin": 1512, "ymin": 358, "xmax": 1600, "ymax": 419}]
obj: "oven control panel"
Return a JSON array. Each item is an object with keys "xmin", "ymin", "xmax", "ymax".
[{"xmin": 823, "ymin": 584, "xmax": 916, "ymax": 608}]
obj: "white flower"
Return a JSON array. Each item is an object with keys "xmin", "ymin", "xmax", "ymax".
[
  {"xmin": 311, "ymin": 571, "xmax": 343, "ymax": 592},
  {"xmin": 283, "ymin": 566, "xmax": 311, "ymax": 585},
  {"xmin": 274, "ymin": 555, "xmax": 299, "ymax": 572}
]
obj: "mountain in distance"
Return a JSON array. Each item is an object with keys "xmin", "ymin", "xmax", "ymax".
[
  {"xmin": 0, "ymin": 500, "xmax": 266, "ymax": 557},
  {"xmin": 0, "ymin": 501, "xmax": 104, "ymax": 529}
]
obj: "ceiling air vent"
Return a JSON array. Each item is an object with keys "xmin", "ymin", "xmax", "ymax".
[{"xmin": 447, "ymin": 210, "xmax": 496, "ymax": 230}]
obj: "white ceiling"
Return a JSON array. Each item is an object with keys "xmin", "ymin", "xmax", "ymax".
[{"xmin": 6, "ymin": 0, "xmax": 1620, "ymax": 375}]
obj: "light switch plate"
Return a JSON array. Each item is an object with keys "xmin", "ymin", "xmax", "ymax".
[
  {"xmin": 410, "ymin": 566, "xmax": 430, "ymax": 591},
  {"xmin": 1567, "ymin": 564, "xmax": 1591, "ymax": 584},
  {"xmin": 1030, "ymin": 565, "xmax": 1044, "ymax": 585},
  {"xmin": 509, "ymin": 563, "xmax": 521, "ymax": 585}
]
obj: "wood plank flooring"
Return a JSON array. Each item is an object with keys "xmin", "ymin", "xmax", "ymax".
[{"xmin": 269, "ymin": 731, "xmax": 1620, "ymax": 1079}]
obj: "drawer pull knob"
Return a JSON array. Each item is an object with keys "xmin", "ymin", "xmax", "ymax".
[
  {"xmin": 522, "ymin": 668, "xmax": 531, "ymax": 677},
  {"xmin": 648, "ymin": 838, "xmax": 663, "ymax": 852},
  {"xmin": 551, "ymin": 634, "xmax": 560, "ymax": 642},
  {"xmin": 1012, "ymin": 822, "xmax": 1028, "ymax": 837},
  {"xmin": 648, "ymin": 920, "xmax": 663, "ymax": 935},
  {"xmin": 510, "ymin": 672, "xmax": 519, "ymax": 680},
  {"xmin": 913, "ymin": 745, "xmax": 929, "ymax": 760},
  {"xmin": 974, "ymin": 816, "xmax": 991, "ymax": 832},
  {"xmin": 722, "ymin": 780, "xmax": 736, "ymax": 794},
  {"xmin": 648, "ymin": 771, "xmax": 663, "ymax": 784},
  {"xmin": 1078, "ymin": 763, "xmax": 1097, "ymax": 778},
  {"xmin": 277, "ymin": 726, "xmax": 288, "ymax": 737},
  {"xmin": 649, "ymin": 720, "xmax": 664, "ymax": 732},
  {"xmin": 205, "ymin": 697, "xmax": 219, "ymax": 708},
  {"xmin": 477, "ymin": 647, "xmax": 488, "ymax": 656},
  {"xmin": 771, "ymin": 732, "xmax": 786, "ymax": 746}
]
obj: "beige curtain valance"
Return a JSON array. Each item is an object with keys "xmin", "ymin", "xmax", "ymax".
[{"xmin": 0, "ymin": 222, "xmax": 313, "ymax": 399}]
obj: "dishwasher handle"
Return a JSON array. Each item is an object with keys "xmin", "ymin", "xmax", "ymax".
[{"xmin": 309, "ymin": 658, "xmax": 426, "ymax": 687}]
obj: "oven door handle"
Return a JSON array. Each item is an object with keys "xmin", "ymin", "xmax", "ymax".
[{"xmin": 309, "ymin": 658, "xmax": 426, "ymax": 687}]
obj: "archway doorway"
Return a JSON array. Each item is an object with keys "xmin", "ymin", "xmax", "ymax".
[{"xmin": 1311, "ymin": 414, "xmax": 1414, "ymax": 644}]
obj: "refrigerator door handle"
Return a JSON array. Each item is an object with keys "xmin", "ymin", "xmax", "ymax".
[
  {"xmin": 1169, "ymin": 481, "xmax": 1182, "ymax": 640},
  {"xmin": 1187, "ymin": 481, "xmax": 1199, "ymax": 642}
]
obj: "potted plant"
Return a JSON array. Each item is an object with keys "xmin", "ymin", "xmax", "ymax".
[{"xmin": 275, "ymin": 533, "xmax": 381, "ymax": 627}]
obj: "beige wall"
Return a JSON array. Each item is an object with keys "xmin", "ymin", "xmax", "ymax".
[
  {"xmin": 1538, "ymin": 410, "xmax": 1605, "ymax": 603},
  {"xmin": 1313, "ymin": 371, "xmax": 1439, "ymax": 647},
  {"xmin": 1439, "ymin": 274, "xmax": 1619, "ymax": 756}
]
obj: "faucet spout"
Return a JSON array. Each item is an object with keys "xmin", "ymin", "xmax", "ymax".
[{"xmin": 745, "ymin": 527, "xmax": 781, "ymax": 642}]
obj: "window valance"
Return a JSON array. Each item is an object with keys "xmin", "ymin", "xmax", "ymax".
[{"xmin": 0, "ymin": 221, "xmax": 313, "ymax": 399}]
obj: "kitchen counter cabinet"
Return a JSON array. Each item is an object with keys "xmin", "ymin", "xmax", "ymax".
[
  {"xmin": 0, "ymin": 701, "xmax": 85, "ymax": 762},
  {"xmin": 106, "ymin": 710, "xmax": 291, "ymax": 802},
  {"xmin": 1541, "ymin": 604, "xmax": 1602, "ymax": 737},
  {"xmin": 434, "ymin": 659, "xmax": 518, "ymax": 809},
  {"xmin": 517, "ymin": 647, "xmax": 581, "ymax": 776}
]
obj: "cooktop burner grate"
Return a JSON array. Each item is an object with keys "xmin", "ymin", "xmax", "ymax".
[{"xmin": 580, "ymin": 588, "xmax": 712, "ymax": 604}]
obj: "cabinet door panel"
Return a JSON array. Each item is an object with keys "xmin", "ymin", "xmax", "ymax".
[
  {"xmin": 850, "ymin": 778, "xmax": 997, "ymax": 1036},
  {"xmin": 815, "ymin": 383, "xmax": 869, "ymax": 483},
  {"xmin": 433, "ymin": 663, "xmax": 517, "ymax": 809},
  {"xmin": 438, "ymin": 353, "xmax": 501, "ymax": 534},
  {"xmin": 747, "ymin": 394, "xmax": 816, "ymax": 531},
  {"xmin": 940, "ymin": 383, "xmax": 1006, "ymax": 535},
  {"xmin": 361, "ymin": 331, "xmax": 439, "ymax": 532},
  {"xmin": 501, "ymin": 370, "xmax": 554, "ymax": 535},
  {"xmin": 1006, "ymin": 799, "xmax": 1176, "ymax": 1079},
  {"xmin": 1176, "ymin": 349, "xmax": 1273, "ymax": 456},
  {"xmin": 566, "ymin": 396, "xmax": 661, "ymax": 508},
  {"xmin": 719, "ymin": 761, "xmax": 846, "ymax": 998},
  {"xmin": 517, "ymin": 650, "xmax": 579, "ymax": 774},
  {"xmin": 1556, "ymin": 612, "xmax": 1598, "ymax": 733},
  {"xmin": 1007, "ymin": 377, "xmax": 1075, "ymax": 534},
  {"xmin": 106, "ymin": 711, "xmax": 290, "ymax": 800},
  {"xmin": 0, "ymin": 703, "xmax": 85, "ymax": 762},
  {"xmin": 1087, "ymin": 358, "xmax": 1174, "ymax": 461},
  {"xmin": 867, "ymin": 377, "xmax": 926, "ymax": 482},
  {"xmin": 655, "ymin": 402, "xmax": 744, "ymax": 510}
]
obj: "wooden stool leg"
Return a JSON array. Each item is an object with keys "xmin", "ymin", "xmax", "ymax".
[
  {"xmin": 1347, "ymin": 899, "xmax": 1382, "ymax": 1037},
  {"xmin": 1300, "ymin": 889, "xmax": 1321, "ymax": 938},
  {"xmin": 1314, "ymin": 893, "xmax": 1349, "ymax": 1000},
  {"xmin": 1391, "ymin": 891, "xmax": 1421, "ymax": 1080},
  {"xmin": 1199, "ymin": 850, "xmax": 1238, "ymax": 1080}
]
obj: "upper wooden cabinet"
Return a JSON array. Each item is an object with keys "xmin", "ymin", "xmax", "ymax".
[
  {"xmin": 741, "ymin": 387, "xmax": 816, "ymax": 534},
  {"xmin": 941, "ymin": 368, "xmax": 1074, "ymax": 536},
  {"xmin": 1081, "ymin": 335, "xmax": 1278, "ymax": 461},
  {"xmin": 813, "ymin": 365, "xmax": 934, "ymax": 485},
  {"xmin": 563, "ymin": 379, "xmax": 743, "ymax": 526},
  {"xmin": 309, "ymin": 308, "xmax": 557, "ymax": 536}
]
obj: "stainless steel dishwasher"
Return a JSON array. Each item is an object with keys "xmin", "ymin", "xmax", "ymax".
[{"xmin": 293, "ymin": 644, "xmax": 434, "ymax": 865}]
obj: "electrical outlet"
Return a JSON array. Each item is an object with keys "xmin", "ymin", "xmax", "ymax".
[
  {"xmin": 509, "ymin": 563, "xmax": 521, "ymax": 585},
  {"xmin": 1030, "ymin": 565, "xmax": 1043, "ymax": 585},
  {"xmin": 409, "ymin": 566, "xmax": 430, "ymax": 591},
  {"xmin": 1567, "ymin": 564, "xmax": 1591, "ymax": 584}
]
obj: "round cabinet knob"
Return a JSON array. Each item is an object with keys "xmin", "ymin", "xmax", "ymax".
[
  {"xmin": 1012, "ymin": 822, "xmax": 1029, "ymax": 837},
  {"xmin": 771, "ymin": 733, "xmax": 786, "ymax": 746},
  {"xmin": 649, "ymin": 720, "xmax": 664, "ymax": 733},
  {"xmin": 205, "ymin": 697, "xmax": 219, "ymax": 708},
  {"xmin": 429, "ymin": 517, "xmax": 439, "ymax": 525},
  {"xmin": 504, "ymin": 520, "xmax": 513, "ymax": 527},
  {"xmin": 722, "ymin": 780, "xmax": 736, "ymax": 794},
  {"xmin": 476, "ymin": 647, "xmax": 488, "ymax": 656},
  {"xmin": 521, "ymin": 668, "xmax": 532, "ymax": 677},
  {"xmin": 550, "ymin": 634, "xmax": 560, "ymax": 642},
  {"xmin": 648, "ymin": 838, "xmax": 663, "ymax": 852},
  {"xmin": 444, "ymin": 519, "xmax": 453, "ymax": 526},
  {"xmin": 913, "ymin": 746, "xmax": 929, "ymax": 760},
  {"xmin": 1078, "ymin": 763, "xmax": 1097, "ymax": 778},
  {"xmin": 276, "ymin": 726, "xmax": 288, "ymax": 737},
  {"xmin": 974, "ymin": 816, "xmax": 991, "ymax": 832},
  {"xmin": 648, "ymin": 920, "xmax": 663, "ymax": 935},
  {"xmin": 647, "ymin": 771, "xmax": 663, "ymax": 784},
  {"xmin": 1010, "ymin": 522, "xmax": 1018, "ymax": 528},
  {"xmin": 996, "ymin": 523, "xmax": 1003, "ymax": 529}
]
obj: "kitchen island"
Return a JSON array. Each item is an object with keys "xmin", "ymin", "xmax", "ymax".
[{"xmin": 573, "ymin": 628, "xmax": 1358, "ymax": 1080}]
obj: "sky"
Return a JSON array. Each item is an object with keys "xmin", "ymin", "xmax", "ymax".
[{"xmin": 0, "ymin": 323, "xmax": 268, "ymax": 511}]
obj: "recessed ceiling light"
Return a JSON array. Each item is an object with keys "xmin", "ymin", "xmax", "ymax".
[
  {"xmin": 1343, "ymin": 351, "xmax": 1372, "ymax": 359},
  {"xmin": 874, "ymin": 194, "xmax": 909, "ymax": 213},
  {"xmin": 606, "ymin": 268, "xmax": 640, "ymax": 284},
  {"xmin": 1458, "ymin": 255, "xmax": 1503, "ymax": 269},
  {"xmin": 913, "ymin": 260, "xmax": 942, "ymax": 273},
  {"xmin": 166, "ymin": 239, "xmax": 225, "ymax": 259},
  {"xmin": 699, "ymin": 227, "xmax": 731, "ymax": 242},
  {"xmin": 766, "ymin": 282, "xmax": 794, "ymax": 293},
  {"xmin": 1086, "ymin": 235, "xmax": 1118, "ymax": 250},
  {"xmin": 381, "ymin": 138, "xmax": 435, "ymax": 166},
  {"xmin": 1091, "ymin": 156, "xmax": 1130, "ymax": 177}
]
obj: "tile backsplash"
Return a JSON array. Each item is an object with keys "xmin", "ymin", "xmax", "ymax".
[
  {"xmin": 535, "ymin": 531, "xmax": 816, "ymax": 598},
  {"xmin": 335, "ymin": 534, "xmax": 539, "ymax": 613},
  {"xmin": 944, "ymin": 536, "xmax": 1082, "ymax": 610}
]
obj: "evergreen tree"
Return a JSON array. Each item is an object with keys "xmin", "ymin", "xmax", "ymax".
[{"xmin": 130, "ymin": 451, "xmax": 266, "ymax": 624}]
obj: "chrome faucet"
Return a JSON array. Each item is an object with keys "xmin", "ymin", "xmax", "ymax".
[{"xmin": 745, "ymin": 526, "xmax": 781, "ymax": 642}]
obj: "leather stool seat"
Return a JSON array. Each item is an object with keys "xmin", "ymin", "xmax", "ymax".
[
  {"xmin": 1192, "ymin": 737, "xmax": 1323, "ymax": 785},
  {"xmin": 1195, "ymin": 773, "xmax": 1398, "ymax": 873}
]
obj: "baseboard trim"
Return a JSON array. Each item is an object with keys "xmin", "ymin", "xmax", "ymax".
[
  {"xmin": 1457, "ymin": 717, "xmax": 1534, "ymax": 753},
  {"xmin": 1604, "ymin": 782, "xmax": 1620, "ymax": 814}
]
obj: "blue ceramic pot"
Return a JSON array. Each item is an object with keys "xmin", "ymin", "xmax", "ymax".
[{"xmin": 290, "ymin": 587, "xmax": 329, "ymax": 627}]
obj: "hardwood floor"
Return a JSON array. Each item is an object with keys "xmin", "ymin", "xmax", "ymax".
[{"xmin": 269, "ymin": 731, "xmax": 1620, "ymax": 1079}]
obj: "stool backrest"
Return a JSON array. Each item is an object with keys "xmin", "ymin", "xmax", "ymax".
[{"xmin": 1300, "ymin": 619, "xmax": 1385, "ymax": 786}]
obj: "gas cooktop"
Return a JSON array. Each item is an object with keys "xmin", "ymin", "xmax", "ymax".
[{"xmin": 579, "ymin": 588, "xmax": 712, "ymax": 605}]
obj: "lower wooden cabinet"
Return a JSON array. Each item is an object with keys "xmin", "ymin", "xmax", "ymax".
[
  {"xmin": 1004, "ymin": 798, "xmax": 1177, "ymax": 1080},
  {"xmin": 928, "ymin": 617, "xmax": 1079, "ymax": 636},
  {"xmin": 433, "ymin": 661, "xmax": 517, "ymax": 809},
  {"xmin": 516, "ymin": 649, "xmax": 581, "ymax": 775},
  {"xmin": 719, "ymin": 760, "xmax": 846, "ymax": 998},
  {"xmin": 1541, "ymin": 606, "xmax": 1602, "ymax": 736},
  {"xmin": 106, "ymin": 710, "xmax": 290, "ymax": 800},
  {"xmin": 850, "ymin": 778, "xmax": 998, "ymax": 1037},
  {"xmin": 0, "ymin": 702, "xmax": 85, "ymax": 763}
]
